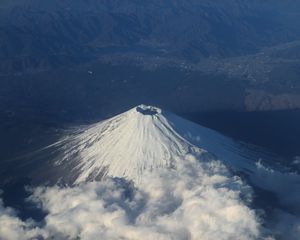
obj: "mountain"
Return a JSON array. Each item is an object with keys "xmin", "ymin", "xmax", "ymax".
[
  {"xmin": 1, "ymin": 105, "xmax": 299, "ymax": 240},
  {"xmin": 1, "ymin": 0, "xmax": 300, "ymax": 74},
  {"xmin": 16, "ymin": 105, "xmax": 272, "ymax": 186},
  {"xmin": 1, "ymin": 0, "xmax": 300, "ymax": 118}
]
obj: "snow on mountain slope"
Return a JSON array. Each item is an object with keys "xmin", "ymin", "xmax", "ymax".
[
  {"xmin": 53, "ymin": 105, "xmax": 203, "ymax": 183},
  {"xmin": 52, "ymin": 105, "xmax": 265, "ymax": 185},
  {"xmin": 1, "ymin": 105, "xmax": 300, "ymax": 240},
  {"xmin": 47, "ymin": 105, "xmax": 300, "ymax": 228}
]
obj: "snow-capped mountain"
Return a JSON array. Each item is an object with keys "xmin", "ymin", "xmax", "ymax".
[
  {"xmin": 51, "ymin": 105, "xmax": 267, "ymax": 185},
  {"xmin": 1, "ymin": 105, "xmax": 299, "ymax": 240}
]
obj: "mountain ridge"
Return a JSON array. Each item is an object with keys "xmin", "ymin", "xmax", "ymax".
[{"xmin": 2, "ymin": 0, "xmax": 300, "ymax": 74}]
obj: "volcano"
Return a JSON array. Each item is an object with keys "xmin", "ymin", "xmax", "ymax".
[
  {"xmin": 50, "ymin": 105, "xmax": 267, "ymax": 185},
  {"xmin": 1, "ymin": 105, "xmax": 300, "ymax": 240}
]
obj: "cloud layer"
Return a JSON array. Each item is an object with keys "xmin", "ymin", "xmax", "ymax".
[
  {"xmin": 1, "ymin": 155, "xmax": 260, "ymax": 240},
  {"xmin": 31, "ymin": 155, "xmax": 260, "ymax": 240},
  {"xmin": 0, "ymin": 197, "xmax": 45, "ymax": 240},
  {"xmin": 1, "ymin": 154, "xmax": 300, "ymax": 240}
]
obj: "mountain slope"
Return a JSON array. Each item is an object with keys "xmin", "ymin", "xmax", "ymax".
[
  {"xmin": 54, "ymin": 105, "xmax": 207, "ymax": 183},
  {"xmin": 1, "ymin": 105, "xmax": 300, "ymax": 240},
  {"xmin": 48, "ymin": 105, "xmax": 265, "ymax": 184}
]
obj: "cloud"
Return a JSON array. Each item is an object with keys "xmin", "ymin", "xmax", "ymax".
[
  {"xmin": 39, "ymin": 156, "xmax": 261, "ymax": 240},
  {"xmin": 248, "ymin": 161, "xmax": 300, "ymax": 240},
  {"xmin": 1, "ymin": 155, "xmax": 262, "ymax": 240},
  {"xmin": 1, "ymin": 154, "xmax": 300, "ymax": 240},
  {"xmin": 269, "ymin": 210, "xmax": 300, "ymax": 240},
  {"xmin": 292, "ymin": 156, "xmax": 300, "ymax": 171},
  {"xmin": 253, "ymin": 161, "xmax": 300, "ymax": 214},
  {"xmin": 0, "ymin": 197, "xmax": 45, "ymax": 240}
]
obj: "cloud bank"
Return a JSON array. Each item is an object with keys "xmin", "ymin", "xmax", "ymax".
[
  {"xmin": 0, "ymin": 155, "xmax": 260, "ymax": 240},
  {"xmin": 0, "ymin": 197, "xmax": 45, "ymax": 240},
  {"xmin": 30, "ymin": 155, "xmax": 260, "ymax": 240},
  {"xmin": 1, "ymin": 155, "xmax": 300, "ymax": 240}
]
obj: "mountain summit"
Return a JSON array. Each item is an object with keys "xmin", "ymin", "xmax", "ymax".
[
  {"xmin": 54, "ymin": 105, "xmax": 205, "ymax": 183},
  {"xmin": 52, "ymin": 105, "xmax": 262, "ymax": 184}
]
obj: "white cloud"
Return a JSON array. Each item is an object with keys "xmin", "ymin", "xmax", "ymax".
[
  {"xmin": 253, "ymin": 161, "xmax": 300, "ymax": 214},
  {"xmin": 1, "ymin": 154, "xmax": 300, "ymax": 240},
  {"xmin": 0, "ymin": 197, "xmax": 45, "ymax": 240},
  {"xmin": 26, "ymin": 155, "xmax": 260, "ymax": 240}
]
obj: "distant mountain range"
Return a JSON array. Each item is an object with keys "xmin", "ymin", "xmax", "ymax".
[
  {"xmin": 1, "ymin": 0, "xmax": 300, "ymax": 115},
  {"xmin": 1, "ymin": 0, "xmax": 300, "ymax": 73}
]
